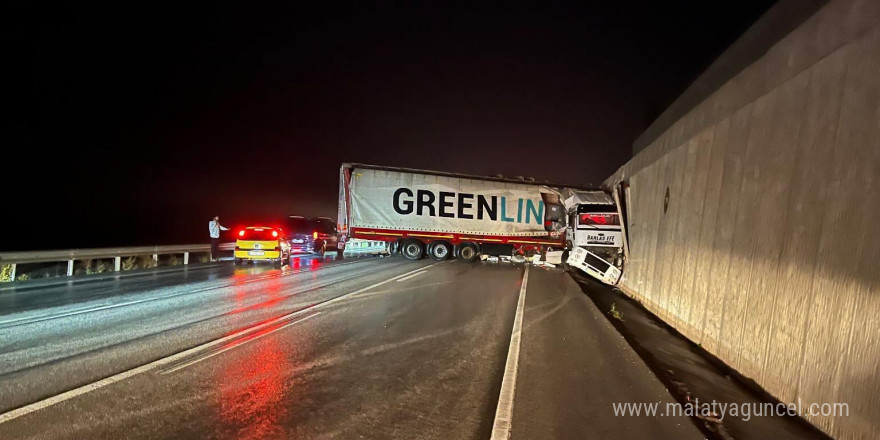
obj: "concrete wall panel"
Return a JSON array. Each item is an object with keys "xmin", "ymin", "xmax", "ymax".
[
  {"xmin": 740, "ymin": 72, "xmax": 809, "ymax": 382},
  {"xmin": 657, "ymin": 145, "xmax": 688, "ymax": 323},
  {"xmin": 719, "ymin": 94, "xmax": 764, "ymax": 367},
  {"xmin": 702, "ymin": 105, "xmax": 751, "ymax": 355},
  {"xmin": 764, "ymin": 48, "xmax": 846, "ymax": 406},
  {"xmin": 822, "ymin": 31, "xmax": 880, "ymax": 437},
  {"xmin": 691, "ymin": 119, "xmax": 728, "ymax": 346},
  {"xmin": 667, "ymin": 138, "xmax": 701, "ymax": 330},
  {"xmin": 678, "ymin": 130, "xmax": 714, "ymax": 338}
]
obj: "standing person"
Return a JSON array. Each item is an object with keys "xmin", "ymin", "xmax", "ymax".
[{"xmin": 208, "ymin": 216, "xmax": 229, "ymax": 261}]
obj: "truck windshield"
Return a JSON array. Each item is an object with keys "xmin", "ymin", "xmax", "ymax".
[{"xmin": 578, "ymin": 213, "xmax": 620, "ymax": 226}]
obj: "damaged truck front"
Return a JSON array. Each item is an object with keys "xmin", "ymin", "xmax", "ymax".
[{"xmin": 546, "ymin": 190, "xmax": 624, "ymax": 285}]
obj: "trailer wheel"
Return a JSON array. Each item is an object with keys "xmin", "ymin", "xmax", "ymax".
[
  {"xmin": 428, "ymin": 241, "xmax": 452, "ymax": 261},
  {"xmin": 401, "ymin": 239, "xmax": 425, "ymax": 260},
  {"xmin": 456, "ymin": 243, "xmax": 478, "ymax": 263}
]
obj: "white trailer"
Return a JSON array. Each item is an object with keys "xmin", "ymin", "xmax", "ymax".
[{"xmin": 337, "ymin": 163, "xmax": 580, "ymax": 261}]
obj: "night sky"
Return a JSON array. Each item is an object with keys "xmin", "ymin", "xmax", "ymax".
[{"xmin": 5, "ymin": 1, "xmax": 775, "ymax": 251}]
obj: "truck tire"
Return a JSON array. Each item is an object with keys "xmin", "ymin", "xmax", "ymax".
[
  {"xmin": 428, "ymin": 241, "xmax": 452, "ymax": 261},
  {"xmin": 401, "ymin": 239, "xmax": 425, "ymax": 260},
  {"xmin": 456, "ymin": 243, "xmax": 478, "ymax": 263}
]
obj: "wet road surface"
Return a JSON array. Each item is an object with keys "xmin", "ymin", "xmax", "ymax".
[{"xmin": 0, "ymin": 255, "xmax": 700, "ymax": 439}]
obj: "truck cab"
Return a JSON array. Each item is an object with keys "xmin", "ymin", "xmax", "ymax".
[
  {"xmin": 559, "ymin": 190, "xmax": 625, "ymax": 284},
  {"xmin": 567, "ymin": 203, "xmax": 623, "ymax": 266}
]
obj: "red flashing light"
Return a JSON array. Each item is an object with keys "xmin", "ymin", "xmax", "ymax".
[
  {"xmin": 272, "ymin": 230, "xmax": 278, "ymax": 238},
  {"xmin": 238, "ymin": 230, "xmax": 245, "ymax": 237}
]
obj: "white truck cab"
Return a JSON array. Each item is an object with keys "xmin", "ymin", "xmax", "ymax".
[{"xmin": 561, "ymin": 190, "xmax": 624, "ymax": 285}]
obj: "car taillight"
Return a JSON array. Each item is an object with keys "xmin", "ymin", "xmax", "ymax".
[
  {"xmin": 238, "ymin": 230, "xmax": 245, "ymax": 237},
  {"xmin": 313, "ymin": 231, "xmax": 318, "ymax": 239}
]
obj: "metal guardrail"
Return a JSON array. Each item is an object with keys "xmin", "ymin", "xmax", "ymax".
[
  {"xmin": 0, "ymin": 240, "xmax": 388, "ymax": 282},
  {"xmin": 0, "ymin": 243, "xmax": 232, "ymax": 281}
]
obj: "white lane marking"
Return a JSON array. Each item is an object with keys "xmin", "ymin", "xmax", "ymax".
[
  {"xmin": 395, "ymin": 270, "xmax": 427, "ymax": 282},
  {"xmin": 0, "ymin": 258, "xmax": 376, "ymax": 328},
  {"xmin": 0, "ymin": 263, "xmax": 435, "ymax": 425},
  {"xmin": 490, "ymin": 265, "xmax": 530, "ymax": 440},
  {"xmin": 160, "ymin": 312, "xmax": 321, "ymax": 374}
]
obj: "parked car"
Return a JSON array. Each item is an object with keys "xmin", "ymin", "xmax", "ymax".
[{"xmin": 285, "ymin": 216, "xmax": 340, "ymax": 254}]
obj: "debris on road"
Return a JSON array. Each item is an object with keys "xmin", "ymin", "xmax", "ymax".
[
  {"xmin": 530, "ymin": 260, "xmax": 557, "ymax": 269},
  {"xmin": 545, "ymin": 250, "xmax": 564, "ymax": 265}
]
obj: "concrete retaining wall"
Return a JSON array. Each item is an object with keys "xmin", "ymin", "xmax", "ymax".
[{"xmin": 605, "ymin": 1, "xmax": 880, "ymax": 438}]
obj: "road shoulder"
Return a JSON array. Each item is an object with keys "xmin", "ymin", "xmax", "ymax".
[{"xmin": 510, "ymin": 267, "xmax": 703, "ymax": 439}]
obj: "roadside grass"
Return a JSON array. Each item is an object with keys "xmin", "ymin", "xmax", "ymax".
[
  {"xmin": 94, "ymin": 259, "xmax": 111, "ymax": 273},
  {"xmin": 138, "ymin": 255, "xmax": 158, "ymax": 269},
  {"xmin": 122, "ymin": 256, "xmax": 138, "ymax": 271},
  {"xmin": 77, "ymin": 259, "xmax": 113, "ymax": 275},
  {"xmin": 0, "ymin": 265, "xmax": 12, "ymax": 282},
  {"xmin": 609, "ymin": 303, "xmax": 624, "ymax": 321}
]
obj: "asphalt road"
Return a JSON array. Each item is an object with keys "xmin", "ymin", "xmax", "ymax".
[{"xmin": 0, "ymin": 255, "xmax": 701, "ymax": 439}]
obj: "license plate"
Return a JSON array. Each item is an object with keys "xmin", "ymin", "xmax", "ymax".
[
  {"xmin": 292, "ymin": 239, "xmax": 304, "ymax": 243},
  {"xmin": 248, "ymin": 251, "xmax": 265, "ymax": 256}
]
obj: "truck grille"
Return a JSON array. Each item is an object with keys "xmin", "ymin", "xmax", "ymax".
[{"xmin": 585, "ymin": 252, "xmax": 611, "ymax": 272}]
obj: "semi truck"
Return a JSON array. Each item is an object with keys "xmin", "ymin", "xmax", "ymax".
[
  {"xmin": 337, "ymin": 163, "xmax": 579, "ymax": 262},
  {"xmin": 337, "ymin": 163, "xmax": 625, "ymax": 284}
]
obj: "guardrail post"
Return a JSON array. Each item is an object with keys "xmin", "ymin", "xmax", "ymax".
[
  {"xmin": 9, "ymin": 264, "xmax": 16, "ymax": 281},
  {"xmin": 183, "ymin": 252, "xmax": 189, "ymax": 265},
  {"xmin": 67, "ymin": 260, "xmax": 74, "ymax": 276},
  {"xmin": 152, "ymin": 254, "xmax": 158, "ymax": 264},
  {"xmin": 114, "ymin": 256, "xmax": 121, "ymax": 272}
]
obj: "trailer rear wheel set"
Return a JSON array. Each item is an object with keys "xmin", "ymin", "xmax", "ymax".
[{"xmin": 395, "ymin": 238, "xmax": 480, "ymax": 263}]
